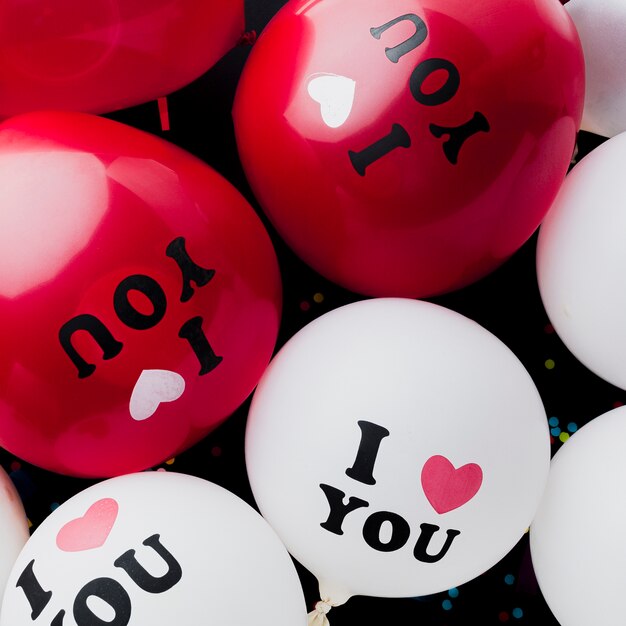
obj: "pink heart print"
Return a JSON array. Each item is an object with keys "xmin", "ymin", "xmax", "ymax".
[
  {"xmin": 421, "ymin": 455, "xmax": 483, "ymax": 514},
  {"xmin": 56, "ymin": 498, "xmax": 119, "ymax": 552}
]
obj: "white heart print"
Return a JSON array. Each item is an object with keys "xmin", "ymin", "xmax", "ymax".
[
  {"xmin": 307, "ymin": 73, "xmax": 356, "ymax": 128},
  {"xmin": 129, "ymin": 369, "xmax": 186, "ymax": 421}
]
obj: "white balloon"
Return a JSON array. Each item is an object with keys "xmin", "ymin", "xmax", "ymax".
[
  {"xmin": 537, "ymin": 132, "xmax": 626, "ymax": 389},
  {"xmin": 0, "ymin": 466, "xmax": 29, "ymax": 595},
  {"xmin": 530, "ymin": 406, "xmax": 626, "ymax": 626},
  {"xmin": 567, "ymin": 0, "xmax": 626, "ymax": 137},
  {"xmin": 245, "ymin": 298, "xmax": 550, "ymax": 612},
  {"xmin": 0, "ymin": 472, "xmax": 306, "ymax": 626}
]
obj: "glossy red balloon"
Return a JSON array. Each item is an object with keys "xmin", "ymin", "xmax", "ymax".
[
  {"xmin": 0, "ymin": 0, "xmax": 244, "ymax": 116},
  {"xmin": 0, "ymin": 111, "xmax": 281, "ymax": 477},
  {"xmin": 234, "ymin": 0, "xmax": 584, "ymax": 297}
]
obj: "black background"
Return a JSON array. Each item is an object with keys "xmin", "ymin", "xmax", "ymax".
[{"xmin": 0, "ymin": 1, "xmax": 613, "ymax": 624}]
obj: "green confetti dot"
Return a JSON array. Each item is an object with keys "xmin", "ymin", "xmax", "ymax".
[
  {"xmin": 545, "ymin": 359, "xmax": 555, "ymax": 370},
  {"xmin": 559, "ymin": 432, "xmax": 570, "ymax": 443}
]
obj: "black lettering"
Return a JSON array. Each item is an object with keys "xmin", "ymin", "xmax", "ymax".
[
  {"xmin": 349, "ymin": 124, "xmax": 411, "ymax": 176},
  {"xmin": 113, "ymin": 275, "xmax": 167, "ymax": 331},
  {"xmin": 410, "ymin": 58, "xmax": 460, "ymax": 106},
  {"xmin": 73, "ymin": 577, "xmax": 131, "ymax": 626},
  {"xmin": 430, "ymin": 112, "xmax": 490, "ymax": 164},
  {"xmin": 178, "ymin": 316, "xmax": 223, "ymax": 375},
  {"xmin": 362, "ymin": 511, "xmax": 411, "ymax": 552},
  {"xmin": 345, "ymin": 420, "xmax": 390, "ymax": 485},
  {"xmin": 15, "ymin": 560, "xmax": 52, "ymax": 620},
  {"xmin": 51, "ymin": 611, "xmax": 65, "ymax": 625},
  {"xmin": 166, "ymin": 237, "xmax": 216, "ymax": 303},
  {"xmin": 114, "ymin": 534, "xmax": 182, "ymax": 594},
  {"xmin": 370, "ymin": 14, "xmax": 428, "ymax": 63},
  {"xmin": 319, "ymin": 484, "xmax": 369, "ymax": 535},
  {"xmin": 413, "ymin": 523, "xmax": 460, "ymax": 563},
  {"xmin": 59, "ymin": 315, "xmax": 123, "ymax": 379}
]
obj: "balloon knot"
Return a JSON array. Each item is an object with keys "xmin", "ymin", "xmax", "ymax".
[
  {"xmin": 307, "ymin": 599, "xmax": 336, "ymax": 626},
  {"xmin": 239, "ymin": 30, "xmax": 258, "ymax": 46},
  {"xmin": 314, "ymin": 600, "xmax": 333, "ymax": 615}
]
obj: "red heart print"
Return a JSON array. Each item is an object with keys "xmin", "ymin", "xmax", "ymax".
[
  {"xmin": 421, "ymin": 455, "xmax": 483, "ymax": 514},
  {"xmin": 56, "ymin": 498, "xmax": 119, "ymax": 552}
]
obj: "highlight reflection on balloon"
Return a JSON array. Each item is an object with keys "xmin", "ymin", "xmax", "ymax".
[
  {"xmin": 0, "ymin": 111, "xmax": 282, "ymax": 478},
  {"xmin": 234, "ymin": 0, "xmax": 584, "ymax": 298},
  {"xmin": 0, "ymin": 0, "xmax": 244, "ymax": 116}
]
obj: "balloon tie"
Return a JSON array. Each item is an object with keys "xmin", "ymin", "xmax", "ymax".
[
  {"xmin": 157, "ymin": 97, "xmax": 170, "ymax": 132},
  {"xmin": 239, "ymin": 30, "xmax": 258, "ymax": 46},
  {"xmin": 307, "ymin": 599, "xmax": 336, "ymax": 626}
]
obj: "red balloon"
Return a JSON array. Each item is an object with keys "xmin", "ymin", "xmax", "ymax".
[
  {"xmin": 0, "ymin": 111, "xmax": 281, "ymax": 477},
  {"xmin": 0, "ymin": 0, "xmax": 244, "ymax": 116},
  {"xmin": 233, "ymin": 0, "xmax": 584, "ymax": 297}
]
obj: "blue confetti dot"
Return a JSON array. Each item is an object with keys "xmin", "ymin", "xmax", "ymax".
[
  {"xmin": 567, "ymin": 423, "xmax": 578, "ymax": 433},
  {"xmin": 512, "ymin": 607, "xmax": 523, "ymax": 619},
  {"xmin": 550, "ymin": 427, "xmax": 561, "ymax": 437},
  {"xmin": 548, "ymin": 417, "xmax": 559, "ymax": 427},
  {"xmin": 448, "ymin": 588, "xmax": 459, "ymax": 598},
  {"xmin": 50, "ymin": 502, "xmax": 60, "ymax": 511},
  {"xmin": 504, "ymin": 574, "xmax": 515, "ymax": 585},
  {"xmin": 442, "ymin": 599, "xmax": 453, "ymax": 611}
]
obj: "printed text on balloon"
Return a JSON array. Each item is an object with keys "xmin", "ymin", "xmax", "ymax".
[
  {"xmin": 348, "ymin": 13, "xmax": 490, "ymax": 176},
  {"xmin": 15, "ymin": 534, "xmax": 182, "ymax": 625},
  {"xmin": 58, "ymin": 237, "xmax": 223, "ymax": 380},
  {"xmin": 319, "ymin": 421, "xmax": 463, "ymax": 563}
]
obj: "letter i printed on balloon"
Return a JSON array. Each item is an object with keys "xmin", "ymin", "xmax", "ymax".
[
  {"xmin": 348, "ymin": 11, "xmax": 490, "ymax": 176},
  {"xmin": 59, "ymin": 236, "xmax": 222, "ymax": 424},
  {"xmin": 14, "ymin": 498, "xmax": 182, "ymax": 625},
  {"xmin": 319, "ymin": 419, "xmax": 483, "ymax": 563}
]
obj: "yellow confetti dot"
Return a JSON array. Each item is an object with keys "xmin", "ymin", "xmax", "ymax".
[
  {"xmin": 545, "ymin": 359, "xmax": 555, "ymax": 370},
  {"xmin": 559, "ymin": 432, "xmax": 570, "ymax": 443},
  {"xmin": 27, "ymin": 518, "xmax": 32, "ymax": 529},
  {"xmin": 313, "ymin": 292, "xmax": 324, "ymax": 304},
  {"xmin": 166, "ymin": 458, "xmax": 175, "ymax": 465}
]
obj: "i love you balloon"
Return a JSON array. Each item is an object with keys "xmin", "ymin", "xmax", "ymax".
[
  {"xmin": 0, "ymin": 0, "xmax": 243, "ymax": 116},
  {"xmin": 0, "ymin": 472, "xmax": 307, "ymax": 626},
  {"xmin": 0, "ymin": 111, "xmax": 281, "ymax": 477},
  {"xmin": 0, "ymin": 466, "xmax": 29, "ymax": 595},
  {"xmin": 234, "ymin": 0, "xmax": 584, "ymax": 297},
  {"xmin": 246, "ymin": 299, "xmax": 549, "ymax": 620},
  {"xmin": 566, "ymin": 0, "xmax": 626, "ymax": 137},
  {"xmin": 537, "ymin": 132, "xmax": 626, "ymax": 390},
  {"xmin": 531, "ymin": 407, "xmax": 626, "ymax": 626}
]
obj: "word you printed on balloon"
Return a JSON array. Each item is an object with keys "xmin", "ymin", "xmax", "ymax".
[
  {"xmin": 15, "ymin": 498, "xmax": 183, "ymax": 625},
  {"xmin": 319, "ymin": 420, "xmax": 483, "ymax": 562},
  {"xmin": 347, "ymin": 13, "xmax": 490, "ymax": 176},
  {"xmin": 58, "ymin": 236, "xmax": 222, "ymax": 380}
]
